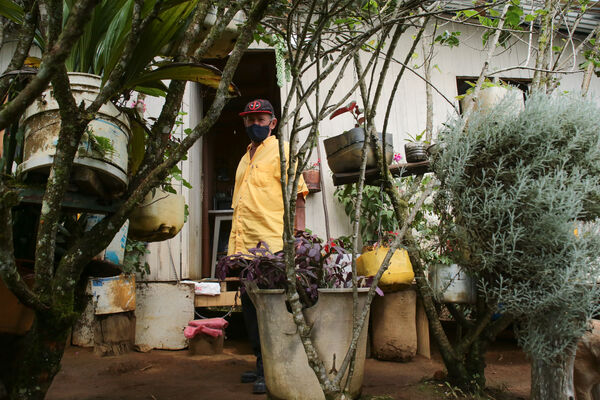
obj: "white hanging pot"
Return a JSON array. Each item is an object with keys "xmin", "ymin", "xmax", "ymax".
[
  {"xmin": 460, "ymin": 85, "xmax": 524, "ymax": 113},
  {"xmin": 199, "ymin": 8, "xmax": 245, "ymax": 58},
  {"xmin": 128, "ymin": 189, "xmax": 185, "ymax": 242},
  {"xmin": 429, "ymin": 264, "xmax": 476, "ymax": 304},
  {"xmin": 19, "ymin": 73, "xmax": 130, "ymax": 196}
]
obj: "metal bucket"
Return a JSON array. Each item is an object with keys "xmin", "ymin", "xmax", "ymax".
[
  {"xmin": 323, "ymin": 127, "xmax": 393, "ymax": 173},
  {"xmin": 19, "ymin": 73, "xmax": 130, "ymax": 196},
  {"xmin": 248, "ymin": 287, "xmax": 370, "ymax": 400},
  {"xmin": 430, "ymin": 264, "xmax": 476, "ymax": 304}
]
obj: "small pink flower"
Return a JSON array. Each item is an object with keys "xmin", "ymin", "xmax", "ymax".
[
  {"xmin": 393, "ymin": 153, "xmax": 403, "ymax": 162},
  {"xmin": 130, "ymin": 100, "xmax": 147, "ymax": 114}
]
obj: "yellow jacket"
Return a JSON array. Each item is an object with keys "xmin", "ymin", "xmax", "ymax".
[{"xmin": 227, "ymin": 136, "xmax": 308, "ymax": 255}]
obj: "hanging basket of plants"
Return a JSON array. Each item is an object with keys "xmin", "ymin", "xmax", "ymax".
[{"xmin": 324, "ymin": 102, "xmax": 393, "ymax": 173}]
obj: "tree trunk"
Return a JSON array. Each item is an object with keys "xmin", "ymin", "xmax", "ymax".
[
  {"xmin": 530, "ymin": 351, "xmax": 576, "ymax": 400},
  {"xmin": 465, "ymin": 339, "xmax": 487, "ymax": 391},
  {"xmin": 7, "ymin": 311, "xmax": 71, "ymax": 400}
]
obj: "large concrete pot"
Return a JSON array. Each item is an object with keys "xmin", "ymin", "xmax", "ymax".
[
  {"xmin": 248, "ymin": 288, "xmax": 370, "ymax": 400},
  {"xmin": 128, "ymin": 189, "xmax": 185, "ymax": 242},
  {"xmin": 19, "ymin": 73, "xmax": 130, "ymax": 196},
  {"xmin": 323, "ymin": 128, "xmax": 393, "ymax": 173}
]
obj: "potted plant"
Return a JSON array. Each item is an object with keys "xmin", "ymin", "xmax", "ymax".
[
  {"xmin": 4, "ymin": 1, "xmax": 239, "ymax": 198},
  {"xmin": 458, "ymin": 80, "xmax": 524, "ymax": 114},
  {"xmin": 302, "ymin": 159, "xmax": 321, "ymax": 193},
  {"xmin": 323, "ymin": 101, "xmax": 393, "ymax": 173},
  {"xmin": 216, "ymin": 232, "xmax": 379, "ymax": 400},
  {"xmin": 403, "ymin": 130, "xmax": 428, "ymax": 163},
  {"xmin": 127, "ymin": 103, "xmax": 189, "ymax": 242}
]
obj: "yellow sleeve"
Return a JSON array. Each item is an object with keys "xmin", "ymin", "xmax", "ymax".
[{"xmin": 298, "ymin": 173, "xmax": 309, "ymax": 198}]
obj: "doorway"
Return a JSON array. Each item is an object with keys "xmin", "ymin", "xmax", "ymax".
[{"xmin": 201, "ymin": 51, "xmax": 280, "ymax": 277}]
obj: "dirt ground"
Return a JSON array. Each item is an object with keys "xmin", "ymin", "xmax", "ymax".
[{"xmin": 46, "ymin": 336, "xmax": 530, "ymax": 400}]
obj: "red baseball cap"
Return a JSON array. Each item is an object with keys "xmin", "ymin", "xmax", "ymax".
[{"xmin": 239, "ymin": 99, "xmax": 274, "ymax": 116}]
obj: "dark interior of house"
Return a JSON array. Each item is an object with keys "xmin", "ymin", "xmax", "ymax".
[{"xmin": 201, "ymin": 51, "xmax": 281, "ymax": 278}]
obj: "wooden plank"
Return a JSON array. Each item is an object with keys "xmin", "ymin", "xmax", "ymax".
[
  {"xmin": 194, "ymin": 291, "xmax": 239, "ymax": 307},
  {"xmin": 416, "ymin": 294, "xmax": 431, "ymax": 359},
  {"xmin": 331, "ymin": 161, "xmax": 430, "ymax": 186}
]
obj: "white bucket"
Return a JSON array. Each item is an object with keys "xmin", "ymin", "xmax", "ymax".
[
  {"xmin": 19, "ymin": 73, "xmax": 130, "ymax": 196},
  {"xmin": 430, "ymin": 264, "xmax": 476, "ymax": 304}
]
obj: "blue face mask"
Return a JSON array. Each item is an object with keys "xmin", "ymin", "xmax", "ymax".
[{"xmin": 245, "ymin": 124, "xmax": 270, "ymax": 143}]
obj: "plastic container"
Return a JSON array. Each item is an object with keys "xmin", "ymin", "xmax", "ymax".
[
  {"xmin": 323, "ymin": 128, "xmax": 393, "ymax": 173},
  {"xmin": 19, "ymin": 73, "xmax": 130, "ymax": 196},
  {"xmin": 356, "ymin": 247, "xmax": 414, "ymax": 291},
  {"xmin": 429, "ymin": 264, "xmax": 476, "ymax": 304}
]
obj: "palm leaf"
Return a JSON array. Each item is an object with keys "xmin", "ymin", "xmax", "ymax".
[
  {"xmin": 0, "ymin": 0, "xmax": 24, "ymax": 23},
  {"xmin": 103, "ymin": 0, "xmax": 199, "ymax": 86},
  {"xmin": 125, "ymin": 63, "xmax": 240, "ymax": 96}
]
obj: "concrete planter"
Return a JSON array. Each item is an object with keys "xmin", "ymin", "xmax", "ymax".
[
  {"xmin": 323, "ymin": 128, "xmax": 393, "ymax": 173},
  {"xmin": 248, "ymin": 287, "xmax": 370, "ymax": 400}
]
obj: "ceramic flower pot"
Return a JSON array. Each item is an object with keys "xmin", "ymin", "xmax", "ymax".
[
  {"xmin": 460, "ymin": 85, "xmax": 524, "ymax": 113},
  {"xmin": 302, "ymin": 170, "xmax": 321, "ymax": 193},
  {"xmin": 429, "ymin": 264, "xmax": 476, "ymax": 304},
  {"xmin": 404, "ymin": 142, "xmax": 428, "ymax": 163}
]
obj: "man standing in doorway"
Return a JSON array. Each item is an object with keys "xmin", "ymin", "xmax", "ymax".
[{"xmin": 228, "ymin": 99, "xmax": 308, "ymax": 394}]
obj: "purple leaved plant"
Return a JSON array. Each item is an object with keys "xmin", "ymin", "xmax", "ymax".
[{"xmin": 216, "ymin": 231, "xmax": 381, "ymax": 307}]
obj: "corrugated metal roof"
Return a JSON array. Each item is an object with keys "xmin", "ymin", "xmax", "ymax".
[{"xmin": 441, "ymin": 1, "xmax": 600, "ymax": 34}]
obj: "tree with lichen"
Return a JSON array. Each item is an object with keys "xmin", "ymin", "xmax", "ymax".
[{"xmin": 0, "ymin": 1, "xmax": 272, "ymax": 398}]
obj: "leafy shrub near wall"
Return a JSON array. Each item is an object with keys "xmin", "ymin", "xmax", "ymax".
[{"xmin": 432, "ymin": 92, "xmax": 600, "ymax": 364}]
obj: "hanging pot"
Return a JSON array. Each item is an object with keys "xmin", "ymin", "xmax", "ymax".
[
  {"xmin": 460, "ymin": 85, "xmax": 524, "ymax": 113},
  {"xmin": 323, "ymin": 127, "xmax": 393, "ymax": 173},
  {"xmin": 302, "ymin": 170, "xmax": 321, "ymax": 193},
  {"xmin": 128, "ymin": 189, "xmax": 185, "ymax": 242},
  {"xmin": 429, "ymin": 264, "xmax": 476, "ymax": 304},
  {"xmin": 19, "ymin": 73, "xmax": 130, "ymax": 197},
  {"xmin": 404, "ymin": 142, "xmax": 428, "ymax": 163}
]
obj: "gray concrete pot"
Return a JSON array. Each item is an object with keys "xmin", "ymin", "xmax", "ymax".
[{"xmin": 247, "ymin": 287, "xmax": 370, "ymax": 400}]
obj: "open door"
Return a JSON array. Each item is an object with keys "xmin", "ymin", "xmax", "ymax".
[{"xmin": 201, "ymin": 51, "xmax": 280, "ymax": 278}]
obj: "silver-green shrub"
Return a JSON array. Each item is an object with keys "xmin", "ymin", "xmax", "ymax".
[{"xmin": 432, "ymin": 92, "xmax": 600, "ymax": 361}]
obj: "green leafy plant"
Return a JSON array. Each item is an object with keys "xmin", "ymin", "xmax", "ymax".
[{"xmin": 123, "ymin": 238, "xmax": 150, "ymax": 278}]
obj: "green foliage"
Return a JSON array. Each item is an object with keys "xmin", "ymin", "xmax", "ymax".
[
  {"xmin": 123, "ymin": 238, "xmax": 150, "ymax": 278},
  {"xmin": 334, "ymin": 183, "xmax": 399, "ymax": 244},
  {"xmin": 434, "ymin": 31, "xmax": 461, "ymax": 48},
  {"xmin": 432, "ymin": 92, "xmax": 600, "ymax": 361}
]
